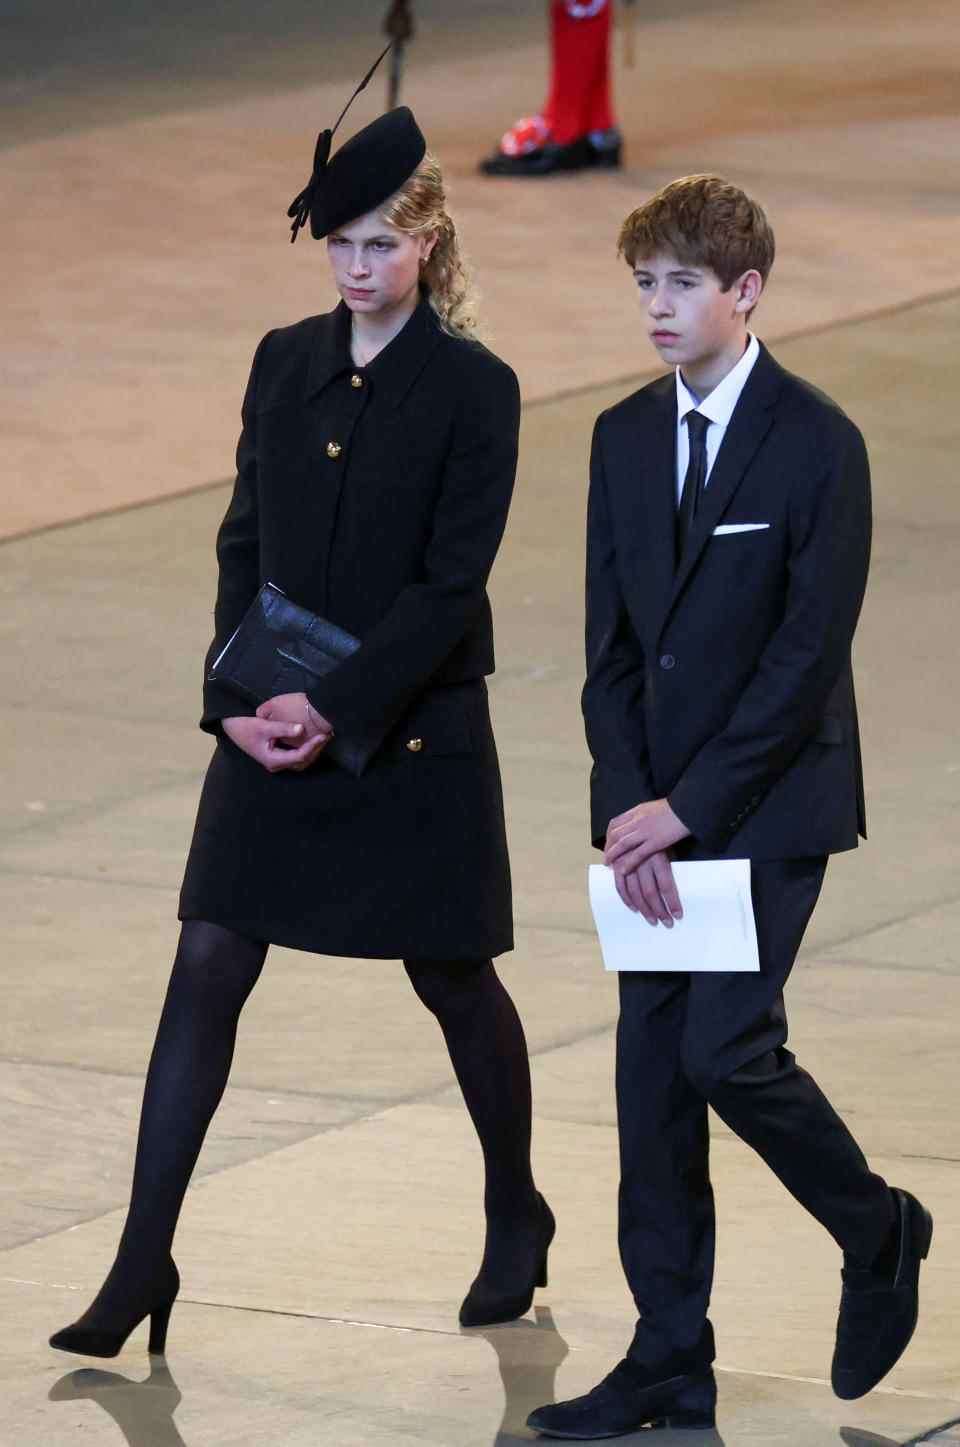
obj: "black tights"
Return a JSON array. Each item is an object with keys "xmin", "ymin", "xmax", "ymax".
[
  {"xmin": 113, "ymin": 921, "xmax": 267, "ymax": 1279},
  {"xmin": 97, "ymin": 921, "xmax": 537, "ymax": 1313},
  {"xmin": 404, "ymin": 955, "xmax": 536, "ymax": 1222}
]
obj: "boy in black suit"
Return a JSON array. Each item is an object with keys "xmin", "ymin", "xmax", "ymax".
[{"xmin": 528, "ymin": 176, "xmax": 932, "ymax": 1439}]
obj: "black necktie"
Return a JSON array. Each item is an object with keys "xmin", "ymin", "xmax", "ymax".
[{"xmin": 676, "ymin": 410, "xmax": 710, "ymax": 563}]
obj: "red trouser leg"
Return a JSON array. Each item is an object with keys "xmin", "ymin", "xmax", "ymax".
[{"xmin": 543, "ymin": 0, "xmax": 614, "ymax": 144}]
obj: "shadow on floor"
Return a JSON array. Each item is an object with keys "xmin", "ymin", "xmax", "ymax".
[
  {"xmin": 468, "ymin": 1305, "xmax": 571, "ymax": 1443},
  {"xmin": 841, "ymin": 1418, "xmax": 960, "ymax": 1446},
  {"xmin": 48, "ymin": 1331, "xmax": 959, "ymax": 1446},
  {"xmin": 49, "ymin": 1358, "xmax": 185, "ymax": 1446}
]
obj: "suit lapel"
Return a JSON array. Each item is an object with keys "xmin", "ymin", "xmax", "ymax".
[
  {"xmin": 667, "ymin": 344, "xmax": 783, "ymax": 611},
  {"xmin": 616, "ymin": 377, "xmax": 676, "ymax": 630}
]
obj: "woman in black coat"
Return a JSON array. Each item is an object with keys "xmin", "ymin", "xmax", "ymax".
[{"xmin": 50, "ymin": 105, "xmax": 553, "ymax": 1361}]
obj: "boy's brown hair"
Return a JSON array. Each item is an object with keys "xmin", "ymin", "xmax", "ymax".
[{"xmin": 618, "ymin": 174, "xmax": 775, "ymax": 292}]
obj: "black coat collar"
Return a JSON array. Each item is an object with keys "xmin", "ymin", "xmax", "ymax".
[{"xmin": 304, "ymin": 290, "xmax": 444, "ymax": 409}]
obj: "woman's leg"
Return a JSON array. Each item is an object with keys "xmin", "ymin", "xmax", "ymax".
[
  {"xmin": 404, "ymin": 957, "xmax": 542, "ymax": 1293},
  {"xmin": 61, "ymin": 920, "xmax": 267, "ymax": 1327}
]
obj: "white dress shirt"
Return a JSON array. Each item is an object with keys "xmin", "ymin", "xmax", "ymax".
[{"xmin": 674, "ymin": 333, "xmax": 760, "ymax": 504}]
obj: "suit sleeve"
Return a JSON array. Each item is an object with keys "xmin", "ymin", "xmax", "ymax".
[
  {"xmin": 668, "ymin": 418, "xmax": 872, "ymax": 850},
  {"xmin": 199, "ymin": 331, "xmax": 272, "ymax": 735},
  {"xmin": 582, "ymin": 415, "xmax": 656, "ymax": 848},
  {"xmin": 305, "ymin": 358, "xmax": 521, "ymax": 758}
]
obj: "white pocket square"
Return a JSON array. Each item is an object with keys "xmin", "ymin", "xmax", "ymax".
[{"xmin": 713, "ymin": 523, "xmax": 770, "ymax": 535}]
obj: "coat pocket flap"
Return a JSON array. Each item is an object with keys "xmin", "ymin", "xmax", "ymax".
[{"xmin": 394, "ymin": 687, "xmax": 475, "ymax": 757}]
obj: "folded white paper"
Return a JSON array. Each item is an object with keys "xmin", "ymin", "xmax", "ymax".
[{"xmin": 588, "ymin": 860, "xmax": 760, "ymax": 972}]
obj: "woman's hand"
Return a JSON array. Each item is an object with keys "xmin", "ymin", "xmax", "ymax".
[
  {"xmin": 221, "ymin": 713, "xmax": 329, "ymax": 773},
  {"xmin": 256, "ymin": 692, "xmax": 333, "ymax": 740}
]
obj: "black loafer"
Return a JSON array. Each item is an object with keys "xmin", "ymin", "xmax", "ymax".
[
  {"xmin": 527, "ymin": 1358, "xmax": 717, "ymax": 1439},
  {"xmin": 832, "ymin": 1187, "xmax": 933, "ymax": 1400}
]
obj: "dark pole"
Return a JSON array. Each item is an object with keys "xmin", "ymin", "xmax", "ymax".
[{"xmin": 383, "ymin": 1, "xmax": 414, "ymax": 108}]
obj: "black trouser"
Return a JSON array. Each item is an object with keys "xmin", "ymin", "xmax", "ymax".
[{"xmin": 615, "ymin": 857, "xmax": 895, "ymax": 1369}]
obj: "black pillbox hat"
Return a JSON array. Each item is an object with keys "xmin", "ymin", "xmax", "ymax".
[
  {"xmin": 286, "ymin": 45, "xmax": 426, "ymax": 243},
  {"xmin": 309, "ymin": 107, "xmax": 426, "ymax": 239}
]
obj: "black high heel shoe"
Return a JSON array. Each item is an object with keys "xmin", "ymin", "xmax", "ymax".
[
  {"xmin": 459, "ymin": 1194, "xmax": 556, "ymax": 1328},
  {"xmin": 49, "ymin": 1257, "xmax": 180, "ymax": 1359}
]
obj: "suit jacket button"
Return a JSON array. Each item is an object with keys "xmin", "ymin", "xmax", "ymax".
[
  {"xmin": 406, "ymin": 738, "xmax": 423, "ymax": 753},
  {"xmin": 350, "ymin": 374, "xmax": 364, "ymax": 389},
  {"xmin": 659, "ymin": 653, "xmax": 676, "ymax": 670},
  {"xmin": 326, "ymin": 441, "xmax": 342, "ymax": 458}
]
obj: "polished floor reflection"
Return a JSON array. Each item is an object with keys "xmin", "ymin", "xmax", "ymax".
[
  {"xmin": 39, "ymin": 1334, "xmax": 960, "ymax": 1447},
  {"xmin": 50, "ymin": 1363, "xmax": 187, "ymax": 1447},
  {"xmin": 840, "ymin": 1424, "xmax": 960, "ymax": 1447},
  {"xmin": 3, "ymin": 0, "xmax": 959, "ymax": 1443}
]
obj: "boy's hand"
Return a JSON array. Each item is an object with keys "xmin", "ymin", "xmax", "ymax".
[
  {"xmin": 614, "ymin": 850, "xmax": 683, "ymax": 926},
  {"xmin": 605, "ymin": 798, "xmax": 692, "ymax": 881}
]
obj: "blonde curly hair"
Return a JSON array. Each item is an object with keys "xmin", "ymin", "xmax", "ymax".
[{"xmin": 381, "ymin": 152, "xmax": 481, "ymax": 341}]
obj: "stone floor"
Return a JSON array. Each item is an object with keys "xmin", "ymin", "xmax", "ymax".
[
  {"xmin": 4, "ymin": 0, "xmax": 960, "ymax": 536},
  {"xmin": 2, "ymin": 1, "xmax": 958, "ymax": 1443}
]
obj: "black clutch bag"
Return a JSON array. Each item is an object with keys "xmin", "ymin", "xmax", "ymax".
[{"xmin": 208, "ymin": 582, "xmax": 367, "ymax": 776}]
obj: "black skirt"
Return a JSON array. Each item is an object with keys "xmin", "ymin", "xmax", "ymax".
[{"xmin": 179, "ymin": 680, "xmax": 513, "ymax": 960}]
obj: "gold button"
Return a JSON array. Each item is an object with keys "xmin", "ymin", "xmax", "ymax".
[
  {"xmin": 350, "ymin": 373, "xmax": 364, "ymax": 389},
  {"xmin": 406, "ymin": 738, "xmax": 423, "ymax": 753},
  {"xmin": 326, "ymin": 441, "xmax": 342, "ymax": 459}
]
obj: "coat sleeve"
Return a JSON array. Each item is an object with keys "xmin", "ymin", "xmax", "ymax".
[
  {"xmin": 305, "ymin": 356, "xmax": 521, "ymax": 757},
  {"xmin": 668, "ymin": 417, "xmax": 872, "ymax": 850},
  {"xmin": 581, "ymin": 414, "xmax": 657, "ymax": 848},
  {"xmin": 199, "ymin": 332, "xmax": 272, "ymax": 735}
]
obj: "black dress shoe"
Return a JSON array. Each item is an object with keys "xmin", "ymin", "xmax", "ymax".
[
  {"xmin": 479, "ymin": 127, "xmax": 624, "ymax": 177},
  {"xmin": 527, "ymin": 1358, "xmax": 717, "ymax": 1439},
  {"xmin": 459, "ymin": 1194, "xmax": 555, "ymax": 1328},
  {"xmin": 585, "ymin": 129, "xmax": 623, "ymax": 169},
  {"xmin": 480, "ymin": 137, "xmax": 593, "ymax": 176},
  {"xmin": 832, "ymin": 1187, "xmax": 933, "ymax": 1400}
]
